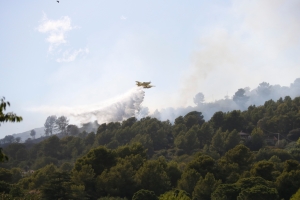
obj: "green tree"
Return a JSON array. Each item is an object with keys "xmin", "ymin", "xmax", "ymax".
[
  {"xmin": 131, "ymin": 134, "xmax": 154, "ymax": 155},
  {"xmin": 32, "ymin": 156, "xmax": 59, "ymax": 170},
  {"xmin": 223, "ymin": 110, "xmax": 245, "ymax": 132},
  {"xmin": 211, "ymin": 129, "xmax": 225, "ymax": 155},
  {"xmin": 41, "ymin": 171, "xmax": 80, "ymax": 200},
  {"xmin": 178, "ymin": 169, "xmax": 201, "ymax": 195},
  {"xmin": 276, "ymin": 170, "xmax": 300, "ymax": 200},
  {"xmin": 96, "ymin": 160, "xmax": 136, "ymax": 198},
  {"xmin": 122, "ymin": 117, "xmax": 137, "ymax": 128},
  {"xmin": 210, "ymin": 111, "xmax": 224, "ymax": 131},
  {"xmin": 15, "ymin": 136, "xmax": 21, "ymax": 143},
  {"xmin": 55, "ymin": 115, "xmax": 69, "ymax": 135},
  {"xmin": 60, "ymin": 162, "xmax": 73, "ymax": 172},
  {"xmin": 0, "ymin": 148, "xmax": 8, "ymax": 162},
  {"xmin": 224, "ymin": 129, "xmax": 240, "ymax": 151},
  {"xmin": 249, "ymin": 128, "xmax": 264, "ymax": 151},
  {"xmin": 290, "ymin": 188, "xmax": 300, "ymax": 200},
  {"xmin": 67, "ymin": 124, "xmax": 80, "ymax": 136},
  {"xmin": 135, "ymin": 160, "xmax": 171, "ymax": 195},
  {"xmin": 41, "ymin": 135, "xmax": 61, "ymax": 158},
  {"xmin": 84, "ymin": 132, "xmax": 96, "ymax": 146},
  {"xmin": 44, "ymin": 115, "xmax": 57, "ymax": 136},
  {"xmin": 22, "ymin": 164, "xmax": 58, "ymax": 190},
  {"xmin": 172, "ymin": 124, "xmax": 187, "ymax": 138},
  {"xmin": 237, "ymin": 185, "xmax": 279, "ymax": 200},
  {"xmin": 183, "ymin": 111, "xmax": 205, "ymax": 129},
  {"xmin": 115, "ymin": 143, "xmax": 147, "ymax": 160},
  {"xmin": 159, "ymin": 190, "xmax": 190, "ymax": 200},
  {"xmin": 174, "ymin": 116, "xmax": 185, "ymax": 125},
  {"xmin": 194, "ymin": 92, "xmax": 205, "ymax": 106},
  {"xmin": 10, "ymin": 168, "xmax": 22, "ymax": 183},
  {"xmin": 197, "ymin": 122, "xmax": 214, "ymax": 148},
  {"xmin": 0, "ymin": 168, "xmax": 12, "ymax": 182},
  {"xmin": 223, "ymin": 144, "xmax": 253, "ymax": 170},
  {"xmin": 250, "ymin": 161, "xmax": 274, "ymax": 181},
  {"xmin": 283, "ymin": 159, "xmax": 299, "ymax": 172},
  {"xmin": 72, "ymin": 164, "xmax": 95, "ymax": 199},
  {"xmin": 175, "ymin": 127, "xmax": 200, "ymax": 154},
  {"xmin": 0, "ymin": 97, "xmax": 22, "ymax": 162},
  {"xmin": 115, "ymin": 127, "xmax": 135, "ymax": 145},
  {"xmin": 30, "ymin": 129, "xmax": 36, "ymax": 139},
  {"xmin": 0, "ymin": 181, "xmax": 10, "ymax": 194},
  {"xmin": 186, "ymin": 154, "xmax": 215, "ymax": 177},
  {"xmin": 233, "ymin": 88, "xmax": 249, "ymax": 107},
  {"xmin": 166, "ymin": 161, "xmax": 182, "ymax": 188},
  {"xmin": 0, "ymin": 97, "xmax": 22, "ymax": 125},
  {"xmin": 132, "ymin": 189, "xmax": 158, "ymax": 200},
  {"xmin": 9, "ymin": 184, "xmax": 24, "ymax": 198},
  {"xmin": 193, "ymin": 173, "xmax": 221, "ymax": 200},
  {"xmin": 216, "ymin": 159, "xmax": 240, "ymax": 183},
  {"xmin": 74, "ymin": 146, "xmax": 116, "ymax": 176},
  {"xmin": 211, "ymin": 184, "xmax": 240, "ymax": 200},
  {"xmin": 236, "ymin": 177, "xmax": 275, "ymax": 190}
]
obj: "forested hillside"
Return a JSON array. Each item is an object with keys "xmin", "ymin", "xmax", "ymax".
[{"xmin": 1, "ymin": 96, "xmax": 300, "ymax": 199}]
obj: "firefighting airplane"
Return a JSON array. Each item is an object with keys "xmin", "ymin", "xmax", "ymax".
[{"xmin": 136, "ymin": 81, "xmax": 155, "ymax": 89}]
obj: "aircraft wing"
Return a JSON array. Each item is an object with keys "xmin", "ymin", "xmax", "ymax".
[
  {"xmin": 143, "ymin": 85, "xmax": 155, "ymax": 88},
  {"xmin": 143, "ymin": 81, "xmax": 151, "ymax": 85},
  {"xmin": 136, "ymin": 81, "xmax": 151, "ymax": 87},
  {"xmin": 136, "ymin": 81, "xmax": 143, "ymax": 86}
]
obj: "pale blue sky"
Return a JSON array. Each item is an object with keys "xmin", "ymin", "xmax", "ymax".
[{"xmin": 1, "ymin": 0, "xmax": 300, "ymax": 138}]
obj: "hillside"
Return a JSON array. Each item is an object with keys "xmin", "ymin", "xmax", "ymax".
[
  {"xmin": 0, "ymin": 95, "xmax": 300, "ymax": 199},
  {"xmin": 10, "ymin": 127, "xmax": 44, "ymax": 142}
]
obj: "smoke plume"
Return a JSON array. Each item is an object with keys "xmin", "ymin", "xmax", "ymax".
[
  {"xmin": 153, "ymin": 78, "xmax": 300, "ymax": 123},
  {"xmin": 180, "ymin": 0, "xmax": 300, "ymax": 105}
]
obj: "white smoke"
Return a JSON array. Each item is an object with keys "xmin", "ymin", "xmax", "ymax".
[
  {"xmin": 29, "ymin": 87, "xmax": 146, "ymax": 125},
  {"xmin": 153, "ymin": 78, "xmax": 300, "ymax": 123},
  {"xmin": 180, "ymin": 0, "xmax": 300, "ymax": 105}
]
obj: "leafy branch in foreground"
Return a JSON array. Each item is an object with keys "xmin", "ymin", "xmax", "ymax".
[{"xmin": 0, "ymin": 97, "xmax": 23, "ymax": 125}]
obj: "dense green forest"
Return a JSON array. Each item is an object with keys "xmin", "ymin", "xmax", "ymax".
[{"xmin": 1, "ymin": 96, "xmax": 300, "ymax": 199}]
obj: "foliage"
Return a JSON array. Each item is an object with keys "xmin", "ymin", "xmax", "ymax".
[
  {"xmin": 276, "ymin": 169, "xmax": 300, "ymax": 200},
  {"xmin": 250, "ymin": 161, "xmax": 275, "ymax": 181},
  {"xmin": 74, "ymin": 146, "xmax": 116, "ymax": 176},
  {"xmin": 193, "ymin": 172, "xmax": 221, "ymax": 200},
  {"xmin": 211, "ymin": 184, "xmax": 240, "ymax": 200},
  {"xmin": 159, "ymin": 189, "xmax": 190, "ymax": 200},
  {"xmin": 0, "ymin": 97, "xmax": 23, "ymax": 125},
  {"xmin": 44, "ymin": 115, "xmax": 57, "ymax": 136},
  {"xmin": 290, "ymin": 188, "xmax": 300, "ymax": 200},
  {"xmin": 177, "ymin": 169, "xmax": 201, "ymax": 195},
  {"xmin": 1, "ymin": 96, "xmax": 300, "ymax": 200},
  {"xmin": 237, "ymin": 185, "xmax": 279, "ymax": 200},
  {"xmin": 132, "ymin": 189, "xmax": 158, "ymax": 200},
  {"xmin": 0, "ymin": 148, "xmax": 8, "ymax": 163},
  {"xmin": 249, "ymin": 128, "xmax": 265, "ymax": 151},
  {"xmin": 30, "ymin": 130, "xmax": 36, "ymax": 139},
  {"xmin": 223, "ymin": 144, "xmax": 253, "ymax": 169},
  {"xmin": 55, "ymin": 116, "xmax": 69, "ymax": 135},
  {"xmin": 134, "ymin": 158, "xmax": 171, "ymax": 195}
]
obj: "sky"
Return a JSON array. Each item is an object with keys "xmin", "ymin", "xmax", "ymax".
[{"xmin": 1, "ymin": 0, "xmax": 300, "ymax": 138}]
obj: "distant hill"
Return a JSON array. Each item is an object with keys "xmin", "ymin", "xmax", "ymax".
[
  {"xmin": 1, "ymin": 121, "xmax": 100, "ymax": 143},
  {"xmin": 10, "ymin": 127, "xmax": 45, "ymax": 142}
]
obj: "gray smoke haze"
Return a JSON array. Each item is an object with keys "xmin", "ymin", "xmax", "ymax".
[
  {"xmin": 180, "ymin": 0, "xmax": 300, "ymax": 105},
  {"xmin": 153, "ymin": 78, "xmax": 300, "ymax": 122}
]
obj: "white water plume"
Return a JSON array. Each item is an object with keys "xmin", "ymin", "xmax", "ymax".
[{"xmin": 29, "ymin": 87, "xmax": 146, "ymax": 125}]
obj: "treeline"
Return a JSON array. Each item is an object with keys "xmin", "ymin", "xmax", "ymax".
[{"xmin": 0, "ymin": 96, "xmax": 300, "ymax": 199}]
